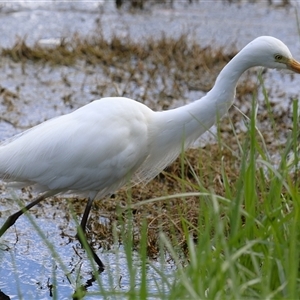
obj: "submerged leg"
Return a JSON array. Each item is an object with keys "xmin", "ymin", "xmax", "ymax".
[
  {"xmin": 76, "ymin": 194, "xmax": 105, "ymax": 272},
  {"xmin": 0, "ymin": 190, "xmax": 56, "ymax": 237}
]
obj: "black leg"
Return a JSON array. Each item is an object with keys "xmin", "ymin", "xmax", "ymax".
[
  {"xmin": 76, "ymin": 196, "xmax": 105, "ymax": 272},
  {"xmin": 0, "ymin": 191, "xmax": 55, "ymax": 237},
  {"xmin": 80, "ymin": 196, "xmax": 94, "ymax": 231}
]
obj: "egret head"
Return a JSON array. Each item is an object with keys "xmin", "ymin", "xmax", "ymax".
[{"xmin": 242, "ymin": 36, "xmax": 300, "ymax": 73}]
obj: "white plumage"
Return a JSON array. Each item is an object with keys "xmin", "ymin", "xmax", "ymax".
[{"xmin": 0, "ymin": 36, "xmax": 300, "ymax": 270}]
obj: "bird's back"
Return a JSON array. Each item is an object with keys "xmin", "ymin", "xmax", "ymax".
[{"xmin": 0, "ymin": 97, "xmax": 154, "ymax": 196}]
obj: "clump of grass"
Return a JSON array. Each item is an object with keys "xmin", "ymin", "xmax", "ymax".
[
  {"xmin": 1, "ymin": 37, "xmax": 78, "ymax": 65},
  {"xmin": 164, "ymin": 100, "xmax": 300, "ymax": 299}
]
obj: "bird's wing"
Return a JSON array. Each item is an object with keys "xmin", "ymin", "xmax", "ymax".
[{"xmin": 0, "ymin": 98, "xmax": 152, "ymax": 194}]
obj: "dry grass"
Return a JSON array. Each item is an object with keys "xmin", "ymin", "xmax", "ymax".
[{"xmin": 1, "ymin": 32, "xmax": 253, "ymax": 107}]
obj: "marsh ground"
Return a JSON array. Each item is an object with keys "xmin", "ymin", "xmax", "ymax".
[{"xmin": 0, "ymin": 1, "xmax": 299, "ymax": 299}]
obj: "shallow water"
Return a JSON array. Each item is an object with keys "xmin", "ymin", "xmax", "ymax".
[
  {"xmin": 0, "ymin": 1, "xmax": 300, "ymax": 299},
  {"xmin": 0, "ymin": 191, "xmax": 174, "ymax": 299}
]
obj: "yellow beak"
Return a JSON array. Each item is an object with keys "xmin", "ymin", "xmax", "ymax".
[{"xmin": 288, "ymin": 58, "xmax": 300, "ymax": 73}]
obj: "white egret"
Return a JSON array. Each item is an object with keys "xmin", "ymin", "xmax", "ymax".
[{"xmin": 0, "ymin": 36, "xmax": 300, "ymax": 271}]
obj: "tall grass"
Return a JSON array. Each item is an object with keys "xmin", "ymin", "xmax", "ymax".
[{"xmin": 165, "ymin": 99, "xmax": 300, "ymax": 299}]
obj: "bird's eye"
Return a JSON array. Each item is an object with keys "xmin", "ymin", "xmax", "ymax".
[{"xmin": 274, "ymin": 54, "xmax": 283, "ymax": 61}]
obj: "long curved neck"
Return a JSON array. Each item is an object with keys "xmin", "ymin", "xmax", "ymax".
[
  {"xmin": 152, "ymin": 48, "xmax": 255, "ymax": 149},
  {"xmin": 207, "ymin": 49, "xmax": 254, "ymax": 115}
]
